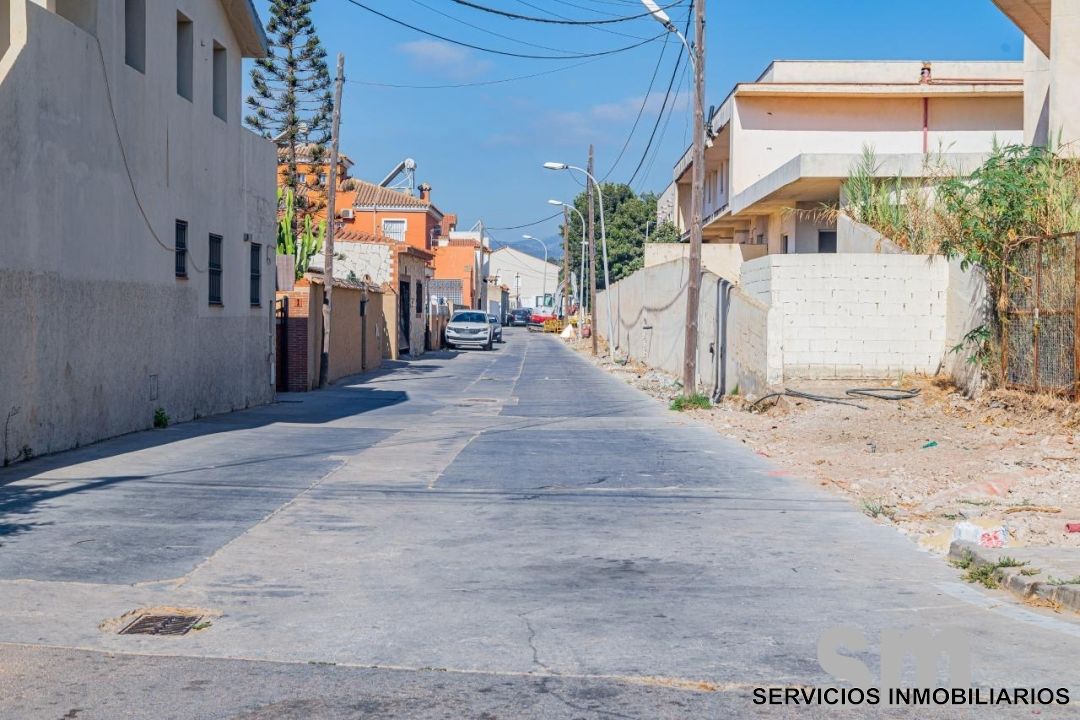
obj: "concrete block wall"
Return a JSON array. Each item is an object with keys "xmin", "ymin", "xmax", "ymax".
[
  {"xmin": 600, "ymin": 251, "xmax": 975, "ymax": 397},
  {"xmin": 742, "ymin": 254, "xmax": 951, "ymax": 379}
]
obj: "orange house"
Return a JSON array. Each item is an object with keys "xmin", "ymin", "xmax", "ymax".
[
  {"xmin": 276, "ymin": 143, "xmax": 354, "ymax": 224},
  {"xmin": 431, "ymin": 239, "xmax": 483, "ymax": 309},
  {"xmin": 336, "ymin": 180, "xmax": 445, "ymax": 252}
]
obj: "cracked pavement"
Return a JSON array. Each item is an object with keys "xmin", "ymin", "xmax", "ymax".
[{"xmin": 0, "ymin": 329, "xmax": 1078, "ymax": 719}]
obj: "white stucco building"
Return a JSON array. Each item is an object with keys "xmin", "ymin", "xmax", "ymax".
[
  {"xmin": 662, "ymin": 60, "xmax": 1024, "ymax": 256},
  {"xmin": 992, "ymin": 0, "xmax": 1080, "ymax": 151},
  {"xmin": 488, "ymin": 247, "xmax": 560, "ymax": 311},
  {"xmin": 0, "ymin": 0, "xmax": 276, "ymax": 462}
]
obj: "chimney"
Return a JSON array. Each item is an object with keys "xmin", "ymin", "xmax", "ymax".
[{"xmin": 419, "ymin": 182, "xmax": 432, "ymax": 202}]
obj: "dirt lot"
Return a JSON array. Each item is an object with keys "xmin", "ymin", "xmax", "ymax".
[{"xmin": 570, "ymin": 338, "xmax": 1080, "ymax": 554}]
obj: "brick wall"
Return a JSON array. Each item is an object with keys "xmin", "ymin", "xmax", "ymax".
[{"xmin": 278, "ymin": 290, "xmax": 312, "ymax": 392}]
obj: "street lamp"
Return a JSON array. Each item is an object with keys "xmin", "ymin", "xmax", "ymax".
[
  {"xmin": 642, "ymin": 0, "xmax": 705, "ymax": 396},
  {"xmin": 548, "ymin": 199, "xmax": 588, "ymax": 323},
  {"xmin": 639, "ymin": 0, "xmax": 694, "ymax": 68},
  {"xmin": 521, "ymin": 234, "xmax": 548, "ymax": 311},
  {"xmin": 544, "ymin": 161, "xmax": 615, "ymax": 358}
]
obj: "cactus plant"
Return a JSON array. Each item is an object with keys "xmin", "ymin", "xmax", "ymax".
[{"xmin": 277, "ymin": 188, "xmax": 325, "ymax": 279}]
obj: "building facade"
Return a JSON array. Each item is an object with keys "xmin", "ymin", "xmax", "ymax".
[
  {"xmin": 488, "ymin": 247, "xmax": 560, "ymax": 310},
  {"xmin": 0, "ymin": 0, "xmax": 276, "ymax": 462},
  {"xmin": 992, "ymin": 0, "xmax": 1080, "ymax": 152},
  {"xmin": 663, "ymin": 60, "xmax": 1024, "ymax": 256}
]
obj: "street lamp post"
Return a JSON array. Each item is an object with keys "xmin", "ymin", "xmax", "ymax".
[
  {"xmin": 642, "ymin": 0, "xmax": 705, "ymax": 396},
  {"xmin": 521, "ymin": 234, "xmax": 548, "ymax": 311},
  {"xmin": 547, "ymin": 200, "xmax": 588, "ymax": 326},
  {"xmin": 543, "ymin": 162, "xmax": 615, "ymax": 359}
]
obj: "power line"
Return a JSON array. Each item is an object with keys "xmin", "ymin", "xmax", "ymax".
[
  {"xmin": 625, "ymin": 13, "xmax": 690, "ymax": 187},
  {"xmin": 487, "ymin": 211, "xmax": 563, "ymax": 230},
  {"xmin": 601, "ymin": 33, "xmax": 670, "ymax": 181},
  {"xmin": 341, "ymin": 0, "xmax": 665, "ymax": 60},
  {"xmin": 446, "ymin": 0, "xmax": 684, "ymax": 25},
  {"xmin": 405, "ymin": 0, "xmax": 573, "ymax": 53},
  {"xmin": 347, "ymin": 57, "xmax": 603, "ymax": 89}
]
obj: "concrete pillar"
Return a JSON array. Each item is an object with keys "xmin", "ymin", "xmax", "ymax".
[
  {"xmin": 1023, "ymin": 37, "xmax": 1051, "ymax": 146},
  {"xmin": 1051, "ymin": 0, "xmax": 1080, "ymax": 154}
]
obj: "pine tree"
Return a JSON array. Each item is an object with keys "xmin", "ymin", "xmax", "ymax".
[{"xmin": 246, "ymin": 0, "xmax": 333, "ymax": 195}]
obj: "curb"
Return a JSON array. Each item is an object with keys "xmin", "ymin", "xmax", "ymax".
[{"xmin": 948, "ymin": 540, "xmax": 1080, "ymax": 613}]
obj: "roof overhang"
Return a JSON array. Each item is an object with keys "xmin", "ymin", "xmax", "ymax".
[
  {"xmin": 729, "ymin": 152, "xmax": 992, "ymax": 216},
  {"xmin": 734, "ymin": 81, "xmax": 1022, "ymax": 99},
  {"xmin": 992, "ymin": 0, "xmax": 1051, "ymax": 55},
  {"xmin": 224, "ymin": 0, "xmax": 269, "ymax": 58}
]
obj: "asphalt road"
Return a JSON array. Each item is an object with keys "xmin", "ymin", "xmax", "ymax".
[{"xmin": 0, "ymin": 329, "xmax": 1077, "ymax": 719}]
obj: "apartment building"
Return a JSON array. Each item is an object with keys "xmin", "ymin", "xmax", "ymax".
[{"xmin": 660, "ymin": 60, "xmax": 1024, "ymax": 256}]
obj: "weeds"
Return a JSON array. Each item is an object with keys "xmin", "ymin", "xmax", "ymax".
[
  {"xmin": 670, "ymin": 394, "xmax": 711, "ymax": 412},
  {"xmin": 153, "ymin": 407, "xmax": 170, "ymax": 429},
  {"xmin": 1046, "ymin": 575, "xmax": 1080, "ymax": 586},
  {"xmin": 957, "ymin": 555, "xmax": 1029, "ymax": 589},
  {"xmin": 1020, "ymin": 567, "xmax": 1042, "ymax": 577},
  {"xmin": 861, "ymin": 500, "xmax": 895, "ymax": 520},
  {"xmin": 950, "ymin": 550, "xmax": 976, "ymax": 570}
]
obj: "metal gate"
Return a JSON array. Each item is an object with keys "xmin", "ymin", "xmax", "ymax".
[{"xmin": 1003, "ymin": 233, "xmax": 1079, "ymax": 395}]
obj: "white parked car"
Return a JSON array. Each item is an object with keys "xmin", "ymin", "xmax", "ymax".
[{"xmin": 446, "ymin": 311, "xmax": 494, "ymax": 350}]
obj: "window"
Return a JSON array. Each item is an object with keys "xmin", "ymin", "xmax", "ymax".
[
  {"xmin": 781, "ymin": 234, "xmax": 790, "ymax": 254},
  {"xmin": 124, "ymin": 0, "xmax": 145, "ymax": 72},
  {"xmin": 176, "ymin": 12, "xmax": 193, "ymax": 101},
  {"xmin": 415, "ymin": 281, "xmax": 423, "ymax": 315},
  {"xmin": 382, "ymin": 219, "xmax": 406, "ymax": 242},
  {"xmin": 756, "ymin": 233, "xmax": 765, "ymax": 245},
  {"xmin": 249, "ymin": 243, "xmax": 261, "ymax": 306},
  {"xmin": 318, "ymin": 173, "xmax": 327, "ymax": 186},
  {"xmin": 212, "ymin": 41, "xmax": 227, "ymax": 121},
  {"xmin": 175, "ymin": 220, "xmax": 188, "ymax": 277},
  {"xmin": 208, "ymin": 234, "xmax": 223, "ymax": 305}
]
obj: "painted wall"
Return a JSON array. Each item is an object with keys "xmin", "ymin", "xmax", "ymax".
[
  {"xmin": 643, "ymin": 242, "xmax": 767, "ymax": 282},
  {"xmin": 340, "ymin": 207, "xmax": 440, "ymax": 252},
  {"xmin": 0, "ymin": 1, "xmax": 276, "ymax": 463},
  {"xmin": 730, "ymin": 94, "xmax": 1023, "ymax": 195},
  {"xmin": 432, "ymin": 243, "xmax": 479, "ymax": 308},
  {"xmin": 488, "ymin": 247, "xmax": 559, "ymax": 309}
]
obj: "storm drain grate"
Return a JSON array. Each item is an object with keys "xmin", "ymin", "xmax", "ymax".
[{"xmin": 120, "ymin": 614, "xmax": 203, "ymax": 636}]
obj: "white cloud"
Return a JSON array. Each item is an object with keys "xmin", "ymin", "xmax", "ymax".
[{"xmin": 397, "ymin": 40, "xmax": 493, "ymax": 81}]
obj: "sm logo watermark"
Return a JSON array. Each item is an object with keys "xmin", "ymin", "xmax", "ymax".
[{"xmin": 818, "ymin": 626, "xmax": 971, "ymax": 687}]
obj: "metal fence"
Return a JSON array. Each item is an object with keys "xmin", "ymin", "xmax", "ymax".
[{"xmin": 1003, "ymin": 233, "xmax": 1079, "ymax": 395}]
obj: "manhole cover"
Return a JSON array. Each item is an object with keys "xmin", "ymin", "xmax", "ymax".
[{"xmin": 120, "ymin": 614, "xmax": 203, "ymax": 636}]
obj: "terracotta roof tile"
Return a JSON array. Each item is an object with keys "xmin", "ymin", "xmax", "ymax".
[{"xmin": 349, "ymin": 179, "xmax": 433, "ymax": 211}]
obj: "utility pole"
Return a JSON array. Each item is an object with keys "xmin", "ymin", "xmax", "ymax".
[
  {"xmin": 682, "ymin": 0, "xmax": 706, "ymax": 396},
  {"xmin": 319, "ymin": 53, "xmax": 344, "ymax": 388},
  {"xmin": 562, "ymin": 206, "xmax": 570, "ymax": 318},
  {"xmin": 587, "ymin": 145, "xmax": 598, "ymax": 356}
]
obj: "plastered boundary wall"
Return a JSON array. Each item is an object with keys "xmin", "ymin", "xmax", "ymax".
[{"xmin": 598, "ymin": 253, "xmax": 983, "ymax": 397}]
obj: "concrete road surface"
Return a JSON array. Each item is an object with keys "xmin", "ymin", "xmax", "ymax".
[{"xmin": 0, "ymin": 329, "xmax": 1077, "ymax": 719}]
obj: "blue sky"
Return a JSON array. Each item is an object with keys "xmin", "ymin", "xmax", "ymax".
[{"xmin": 248, "ymin": 0, "xmax": 1021, "ymax": 253}]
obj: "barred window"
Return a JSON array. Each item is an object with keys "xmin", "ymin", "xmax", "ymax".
[
  {"xmin": 208, "ymin": 234, "xmax": 223, "ymax": 305},
  {"xmin": 250, "ymin": 242, "xmax": 261, "ymax": 306},
  {"xmin": 175, "ymin": 220, "xmax": 188, "ymax": 277},
  {"xmin": 382, "ymin": 219, "xmax": 406, "ymax": 242}
]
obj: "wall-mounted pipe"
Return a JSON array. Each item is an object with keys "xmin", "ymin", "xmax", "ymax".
[{"xmin": 711, "ymin": 278, "xmax": 732, "ymax": 402}]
